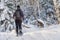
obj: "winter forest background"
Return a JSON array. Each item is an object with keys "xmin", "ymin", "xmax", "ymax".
[{"xmin": 0, "ymin": 0, "xmax": 60, "ymax": 32}]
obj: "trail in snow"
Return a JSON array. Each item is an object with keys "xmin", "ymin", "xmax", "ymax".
[{"xmin": 0, "ymin": 24, "xmax": 60, "ymax": 40}]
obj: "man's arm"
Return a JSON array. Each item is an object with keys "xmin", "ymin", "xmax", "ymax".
[
  {"xmin": 20, "ymin": 10, "xmax": 24, "ymax": 20},
  {"xmin": 13, "ymin": 11, "xmax": 16, "ymax": 19}
]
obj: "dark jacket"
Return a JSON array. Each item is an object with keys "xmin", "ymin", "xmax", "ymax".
[{"xmin": 13, "ymin": 9, "xmax": 24, "ymax": 20}]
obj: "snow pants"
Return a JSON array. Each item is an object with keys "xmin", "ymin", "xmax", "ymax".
[{"xmin": 15, "ymin": 19, "xmax": 22, "ymax": 34}]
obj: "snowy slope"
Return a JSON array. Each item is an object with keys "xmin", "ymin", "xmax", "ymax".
[{"xmin": 0, "ymin": 24, "xmax": 60, "ymax": 40}]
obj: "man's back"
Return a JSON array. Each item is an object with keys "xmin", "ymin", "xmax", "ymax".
[{"xmin": 13, "ymin": 9, "xmax": 24, "ymax": 20}]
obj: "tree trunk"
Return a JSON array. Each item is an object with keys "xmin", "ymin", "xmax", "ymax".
[{"xmin": 53, "ymin": 0, "xmax": 60, "ymax": 24}]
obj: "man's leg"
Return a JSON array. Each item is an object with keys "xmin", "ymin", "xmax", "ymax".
[
  {"xmin": 15, "ymin": 21, "xmax": 18, "ymax": 36},
  {"xmin": 18, "ymin": 20, "xmax": 22, "ymax": 34}
]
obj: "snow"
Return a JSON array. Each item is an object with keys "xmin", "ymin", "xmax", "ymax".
[
  {"xmin": 0, "ymin": 24, "xmax": 60, "ymax": 40},
  {"xmin": 0, "ymin": 0, "xmax": 58, "ymax": 32},
  {"xmin": 0, "ymin": 0, "xmax": 60, "ymax": 40}
]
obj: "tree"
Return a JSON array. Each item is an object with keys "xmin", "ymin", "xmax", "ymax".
[{"xmin": 53, "ymin": 0, "xmax": 60, "ymax": 24}]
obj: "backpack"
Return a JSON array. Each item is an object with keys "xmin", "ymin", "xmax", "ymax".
[
  {"xmin": 15, "ymin": 10, "xmax": 21, "ymax": 20},
  {"xmin": 13, "ymin": 9, "xmax": 24, "ymax": 20}
]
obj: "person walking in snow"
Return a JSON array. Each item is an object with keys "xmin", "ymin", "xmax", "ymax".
[{"xmin": 13, "ymin": 5, "xmax": 24, "ymax": 36}]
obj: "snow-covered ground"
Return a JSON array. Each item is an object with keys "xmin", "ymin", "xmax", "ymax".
[{"xmin": 0, "ymin": 24, "xmax": 60, "ymax": 40}]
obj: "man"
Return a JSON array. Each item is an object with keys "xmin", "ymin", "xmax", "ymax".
[{"xmin": 13, "ymin": 5, "xmax": 24, "ymax": 36}]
